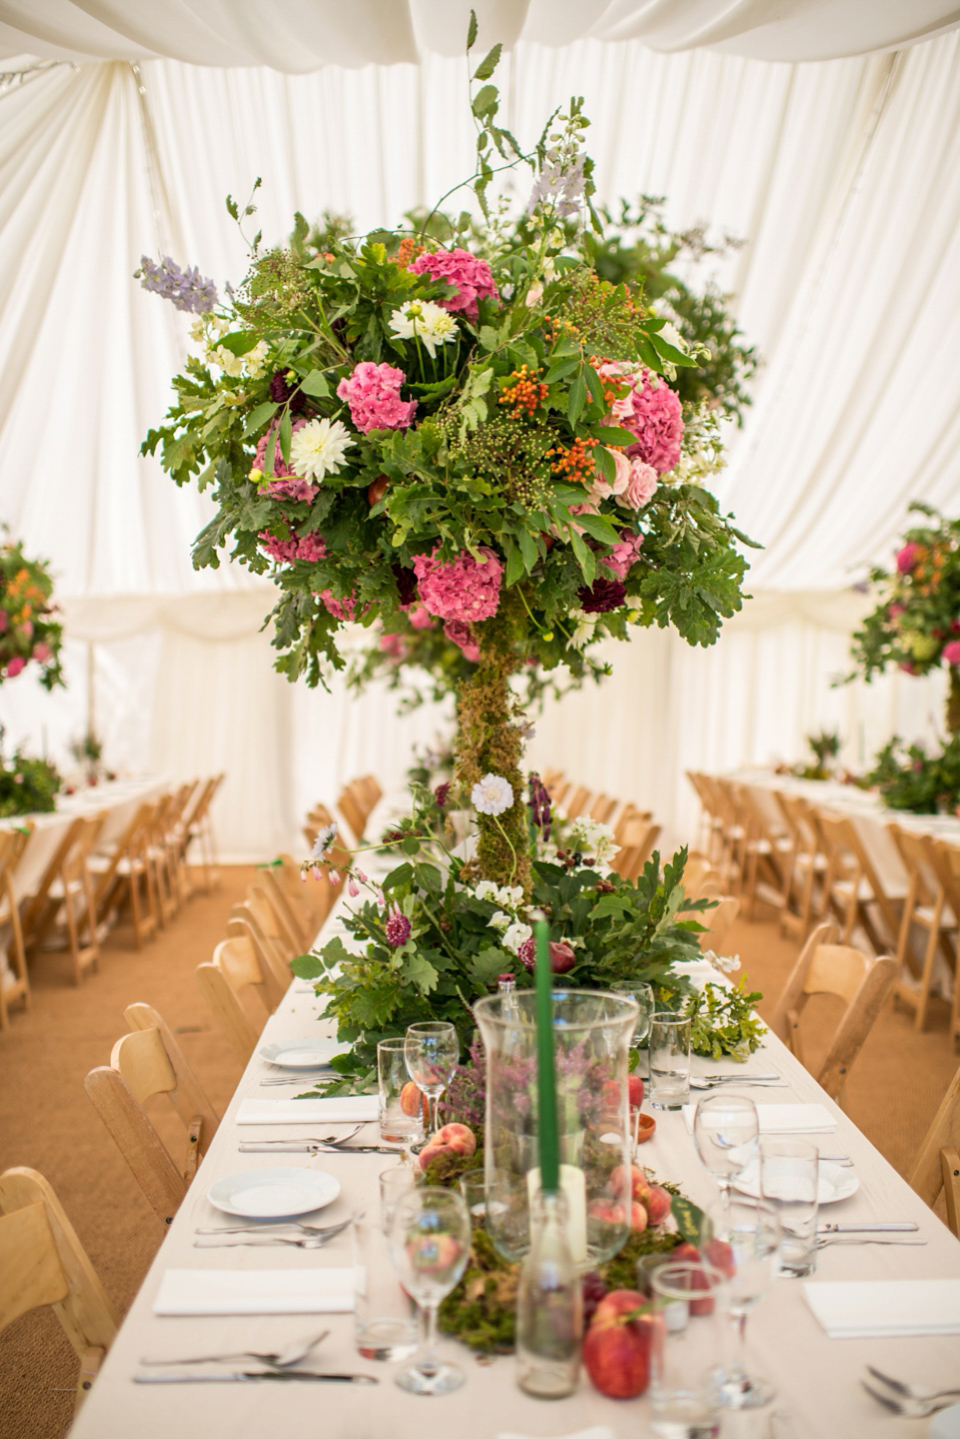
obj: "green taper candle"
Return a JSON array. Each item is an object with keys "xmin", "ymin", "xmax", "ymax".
[{"xmin": 534, "ymin": 917, "xmax": 560, "ymax": 1194}]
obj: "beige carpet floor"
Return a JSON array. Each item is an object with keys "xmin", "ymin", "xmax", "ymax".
[{"xmin": 0, "ymin": 880, "xmax": 957, "ymax": 1438}]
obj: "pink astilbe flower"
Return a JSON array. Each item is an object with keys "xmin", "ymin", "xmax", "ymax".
[
  {"xmin": 336, "ymin": 361, "xmax": 417, "ymax": 434},
  {"xmin": 320, "ymin": 590, "xmax": 365, "ymax": 622},
  {"xmin": 413, "ymin": 546, "xmax": 503, "ymax": 624},
  {"xmin": 443, "ymin": 619, "xmax": 480, "ymax": 662},
  {"xmin": 252, "ymin": 417, "xmax": 312, "ymax": 487},
  {"xmin": 295, "ymin": 532, "xmax": 328, "ymax": 562},
  {"xmin": 408, "ymin": 248, "xmax": 498, "ymax": 324},
  {"xmin": 602, "ymin": 533, "xmax": 644, "ymax": 579},
  {"xmin": 598, "ymin": 363, "xmax": 684, "ymax": 474},
  {"xmin": 385, "ymin": 907, "xmax": 411, "ymax": 948},
  {"xmin": 259, "ymin": 530, "xmax": 327, "ymax": 564}
]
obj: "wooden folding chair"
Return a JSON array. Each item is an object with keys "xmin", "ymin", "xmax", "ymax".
[
  {"xmin": 337, "ymin": 784, "xmax": 368, "ymax": 845},
  {"xmin": 195, "ymin": 935, "xmax": 282, "ymax": 1064},
  {"xmin": 49, "ymin": 815, "xmax": 106, "ymax": 985},
  {"xmin": 160, "ymin": 780, "xmax": 199, "ymax": 908},
  {"xmin": 541, "ymin": 768, "xmax": 565, "ymax": 793},
  {"xmin": 0, "ymin": 1167, "xmax": 118, "ymax": 1413},
  {"xmin": 772, "ymin": 792, "xmax": 827, "ymax": 940},
  {"xmin": 811, "ymin": 811, "xmax": 886, "ymax": 952},
  {"xmin": 0, "ymin": 826, "xmax": 32, "ymax": 1028},
  {"xmin": 697, "ymin": 895, "xmax": 741, "ymax": 953},
  {"xmin": 85, "ymin": 1003, "xmax": 219, "ymax": 1224},
  {"xmin": 227, "ymin": 906, "xmax": 291, "ymax": 997},
  {"xmin": 588, "ymin": 793, "xmax": 618, "ymax": 825},
  {"xmin": 182, "ymin": 774, "xmax": 224, "ymax": 891},
  {"xmin": 909, "ymin": 1062, "xmax": 960, "ymax": 1237},
  {"xmin": 888, "ymin": 826, "xmax": 957, "ymax": 1032},
  {"xmin": 682, "ymin": 852, "xmax": 723, "ymax": 903},
  {"xmin": 769, "ymin": 921, "xmax": 897, "ymax": 1107},
  {"xmin": 246, "ymin": 881, "xmax": 303, "ymax": 961},
  {"xmin": 261, "ymin": 858, "xmax": 334, "ymax": 952},
  {"xmin": 933, "ymin": 839, "xmax": 960, "ymax": 1051},
  {"xmin": 735, "ymin": 785, "xmax": 794, "ymax": 921},
  {"xmin": 88, "ymin": 800, "xmax": 158, "ymax": 949},
  {"xmin": 702, "ymin": 776, "xmax": 747, "ymax": 890},
  {"xmin": 610, "ymin": 816, "xmax": 661, "ymax": 882},
  {"xmin": 686, "ymin": 771, "xmax": 725, "ymax": 864},
  {"xmin": 564, "ymin": 785, "xmax": 592, "ymax": 820}
]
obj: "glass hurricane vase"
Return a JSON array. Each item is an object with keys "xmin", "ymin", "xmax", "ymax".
[{"xmin": 473, "ymin": 987, "xmax": 639, "ymax": 1268}]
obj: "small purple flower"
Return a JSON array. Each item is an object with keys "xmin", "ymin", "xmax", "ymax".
[
  {"xmin": 435, "ymin": 781, "xmax": 451, "ymax": 809},
  {"xmin": 386, "ymin": 907, "xmax": 411, "ymax": 948},
  {"xmin": 135, "ymin": 255, "xmax": 217, "ymax": 314}
]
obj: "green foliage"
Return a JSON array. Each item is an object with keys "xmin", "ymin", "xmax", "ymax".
[
  {"xmin": 662, "ymin": 978, "xmax": 767, "ymax": 1063},
  {"xmin": 865, "ymin": 734, "xmax": 960, "ymax": 814},
  {"xmin": 0, "ymin": 536, "xmax": 64, "ymax": 690},
  {"xmin": 0, "ymin": 741, "xmax": 61, "ymax": 817}
]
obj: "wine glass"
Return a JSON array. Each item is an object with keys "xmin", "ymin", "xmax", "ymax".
[
  {"xmin": 612, "ymin": 979, "xmax": 655, "ymax": 1075},
  {"xmin": 707, "ymin": 1196, "xmax": 781, "ymax": 1409},
  {"xmin": 387, "ymin": 1186, "xmax": 471, "ymax": 1395},
  {"xmin": 693, "ymin": 1093, "xmax": 759, "ymax": 1213},
  {"xmin": 404, "ymin": 1022, "xmax": 459, "ymax": 1134}
]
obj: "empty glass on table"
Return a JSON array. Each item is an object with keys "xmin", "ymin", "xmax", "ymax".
[
  {"xmin": 404, "ymin": 1022, "xmax": 459, "ymax": 1134},
  {"xmin": 649, "ymin": 1011, "xmax": 692, "ymax": 1110},
  {"xmin": 693, "ymin": 1093, "xmax": 759, "ymax": 1214},
  {"xmin": 707, "ymin": 1196, "xmax": 781, "ymax": 1410},
  {"xmin": 387, "ymin": 1186, "xmax": 471, "ymax": 1395},
  {"xmin": 612, "ymin": 979, "xmax": 655, "ymax": 1081}
]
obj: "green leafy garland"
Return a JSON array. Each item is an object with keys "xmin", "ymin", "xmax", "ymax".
[{"xmin": 0, "ymin": 537, "xmax": 64, "ymax": 690}]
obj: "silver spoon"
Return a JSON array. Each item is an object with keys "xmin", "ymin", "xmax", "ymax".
[{"xmin": 141, "ymin": 1329, "xmax": 330, "ymax": 1369}]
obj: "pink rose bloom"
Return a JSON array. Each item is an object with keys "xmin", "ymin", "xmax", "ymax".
[
  {"xmin": 408, "ymin": 248, "xmax": 498, "ymax": 324},
  {"xmin": 408, "ymin": 605, "xmax": 435, "ymax": 631},
  {"xmin": 598, "ymin": 363, "xmax": 684, "ymax": 473},
  {"xmin": 620, "ymin": 458, "xmax": 658, "ymax": 510},
  {"xmin": 413, "ymin": 546, "xmax": 503, "ymax": 624},
  {"xmin": 603, "ymin": 533, "xmax": 645, "ymax": 579},
  {"xmin": 943, "ymin": 641, "xmax": 960, "ymax": 666},
  {"xmin": 896, "ymin": 543, "xmax": 920, "ymax": 574},
  {"xmin": 32, "ymin": 642, "xmax": 52, "ymax": 664},
  {"xmin": 6, "ymin": 656, "xmax": 25, "ymax": 677},
  {"xmin": 589, "ymin": 447, "xmax": 630, "ymax": 505},
  {"xmin": 336, "ymin": 361, "xmax": 417, "ymax": 434},
  {"xmin": 320, "ymin": 590, "xmax": 365, "ymax": 622},
  {"xmin": 444, "ymin": 619, "xmax": 481, "ymax": 662}
]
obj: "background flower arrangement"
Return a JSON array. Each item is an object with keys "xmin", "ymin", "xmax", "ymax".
[
  {"xmin": 0, "ymin": 729, "xmax": 61, "ymax": 816},
  {"xmin": 0, "ymin": 536, "xmax": 64, "ymax": 689}
]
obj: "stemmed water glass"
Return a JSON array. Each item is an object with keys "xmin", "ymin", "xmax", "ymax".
[
  {"xmin": 693, "ymin": 1093, "xmax": 759, "ymax": 1214},
  {"xmin": 612, "ymin": 980, "xmax": 655, "ymax": 1078},
  {"xmin": 387, "ymin": 1186, "xmax": 471, "ymax": 1395},
  {"xmin": 708, "ymin": 1195, "xmax": 781, "ymax": 1409},
  {"xmin": 404, "ymin": 1022, "xmax": 459, "ymax": 1134}
]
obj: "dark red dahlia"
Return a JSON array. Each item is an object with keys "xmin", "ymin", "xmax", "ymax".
[
  {"xmin": 269, "ymin": 370, "xmax": 307, "ymax": 413},
  {"xmin": 578, "ymin": 578, "xmax": 627, "ymax": 614},
  {"xmin": 392, "ymin": 563, "xmax": 419, "ymax": 608}
]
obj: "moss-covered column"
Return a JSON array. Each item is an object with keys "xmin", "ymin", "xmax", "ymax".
[
  {"xmin": 948, "ymin": 667, "xmax": 960, "ymax": 736},
  {"xmin": 454, "ymin": 597, "xmax": 531, "ymax": 894}
]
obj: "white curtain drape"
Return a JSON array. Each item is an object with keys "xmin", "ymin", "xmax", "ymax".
[
  {"xmin": 0, "ymin": 0, "xmax": 957, "ymax": 66},
  {"xmin": 0, "ymin": 32, "xmax": 958, "ymax": 856}
]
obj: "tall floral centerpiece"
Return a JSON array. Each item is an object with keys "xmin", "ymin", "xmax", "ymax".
[
  {"xmin": 848, "ymin": 504, "xmax": 960, "ymax": 811},
  {"xmin": 142, "ymin": 31, "xmax": 751, "ymax": 899},
  {"xmin": 0, "ymin": 536, "xmax": 63, "ymax": 689}
]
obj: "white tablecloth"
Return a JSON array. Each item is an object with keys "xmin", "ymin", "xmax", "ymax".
[{"xmin": 68, "ymin": 915, "xmax": 960, "ymax": 1438}]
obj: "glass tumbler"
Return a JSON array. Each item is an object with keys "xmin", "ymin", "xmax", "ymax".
[
  {"xmin": 378, "ymin": 1037, "xmax": 426, "ymax": 1147},
  {"xmin": 650, "ymin": 1260, "xmax": 728, "ymax": 1438},
  {"xmin": 354, "ymin": 1209, "xmax": 418, "ymax": 1362},
  {"xmin": 649, "ymin": 1012, "xmax": 692, "ymax": 1110},
  {"xmin": 759, "ymin": 1137, "xmax": 819, "ymax": 1277}
]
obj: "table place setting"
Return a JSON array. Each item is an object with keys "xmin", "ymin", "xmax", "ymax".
[
  {"xmin": 236, "ymin": 1095, "xmax": 380, "ymax": 1125},
  {"xmin": 152, "ymin": 1268, "xmax": 357, "ymax": 1316},
  {"xmin": 803, "ymin": 1278, "xmax": 960, "ymax": 1337},
  {"xmin": 682, "ymin": 1102, "xmax": 836, "ymax": 1135}
]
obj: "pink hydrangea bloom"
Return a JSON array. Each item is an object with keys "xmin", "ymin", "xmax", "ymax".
[
  {"xmin": 413, "ymin": 546, "xmax": 503, "ymax": 624},
  {"xmin": 897, "ymin": 543, "xmax": 920, "ymax": 574},
  {"xmin": 259, "ymin": 530, "xmax": 327, "ymax": 564},
  {"xmin": 603, "ymin": 533, "xmax": 645, "ymax": 579},
  {"xmin": 320, "ymin": 590, "xmax": 364, "ymax": 622},
  {"xmin": 32, "ymin": 642, "xmax": 52, "ymax": 664},
  {"xmin": 408, "ymin": 248, "xmax": 498, "ymax": 324},
  {"xmin": 408, "ymin": 604, "xmax": 435, "ymax": 631},
  {"xmin": 336, "ymin": 361, "xmax": 417, "ymax": 434},
  {"xmin": 943, "ymin": 640, "xmax": 960, "ymax": 666},
  {"xmin": 6, "ymin": 656, "xmax": 25, "ymax": 677},
  {"xmin": 267, "ymin": 477, "xmax": 316, "ymax": 502},
  {"xmin": 444, "ymin": 619, "xmax": 480, "ymax": 662},
  {"xmin": 598, "ymin": 363, "xmax": 683, "ymax": 473},
  {"xmin": 253, "ymin": 417, "xmax": 311, "ymax": 484},
  {"xmin": 295, "ymin": 532, "xmax": 328, "ymax": 562}
]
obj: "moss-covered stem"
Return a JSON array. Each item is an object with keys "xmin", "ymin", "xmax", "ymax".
[{"xmin": 947, "ymin": 667, "xmax": 960, "ymax": 736}]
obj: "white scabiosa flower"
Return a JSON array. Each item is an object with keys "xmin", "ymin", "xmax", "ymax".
[
  {"xmin": 471, "ymin": 773, "xmax": 515, "ymax": 816},
  {"xmin": 290, "ymin": 417, "xmax": 354, "ymax": 481},
  {"xmin": 311, "ymin": 822, "xmax": 338, "ymax": 862},
  {"xmin": 389, "ymin": 299, "xmax": 458, "ymax": 359}
]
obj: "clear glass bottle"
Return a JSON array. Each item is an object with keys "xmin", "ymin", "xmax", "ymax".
[{"xmin": 516, "ymin": 1189, "xmax": 583, "ymax": 1398}]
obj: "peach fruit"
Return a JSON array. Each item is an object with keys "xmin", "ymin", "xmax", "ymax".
[{"xmin": 583, "ymin": 1289, "xmax": 654, "ymax": 1398}]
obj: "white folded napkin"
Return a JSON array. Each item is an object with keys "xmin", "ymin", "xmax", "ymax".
[
  {"xmin": 498, "ymin": 1430, "xmax": 614, "ymax": 1439},
  {"xmin": 683, "ymin": 1102, "xmax": 835, "ymax": 1134},
  {"xmin": 153, "ymin": 1268, "xmax": 354, "ymax": 1316},
  {"xmin": 804, "ymin": 1280, "xmax": 960, "ymax": 1338},
  {"xmin": 237, "ymin": 1095, "xmax": 379, "ymax": 1126}
]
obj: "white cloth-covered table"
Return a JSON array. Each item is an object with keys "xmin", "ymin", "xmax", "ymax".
[{"xmin": 69, "ymin": 933, "xmax": 960, "ymax": 1438}]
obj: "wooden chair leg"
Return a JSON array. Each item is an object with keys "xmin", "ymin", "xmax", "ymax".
[
  {"xmin": 942, "ymin": 1147, "xmax": 960, "ymax": 1239},
  {"xmin": 915, "ymin": 921, "xmax": 941, "ymax": 1032}
]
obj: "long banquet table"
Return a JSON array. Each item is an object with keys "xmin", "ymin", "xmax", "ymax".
[{"xmin": 69, "ymin": 923, "xmax": 960, "ymax": 1439}]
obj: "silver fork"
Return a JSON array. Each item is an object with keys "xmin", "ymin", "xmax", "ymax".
[
  {"xmin": 240, "ymin": 1125, "xmax": 364, "ymax": 1146},
  {"xmin": 862, "ymin": 1382, "xmax": 959, "ymax": 1418},
  {"xmin": 867, "ymin": 1366, "xmax": 960, "ymax": 1405},
  {"xmin": 194, "ymin": 1233, "xmax": 345, "ymax": 1250},
  {"xmin": 196, "ymin": 1218, "xmax": 351, "ymax": 1238}
]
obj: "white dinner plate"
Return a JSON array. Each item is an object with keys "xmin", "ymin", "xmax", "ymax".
[
  {"xmin": 258, "ymin": 1038, "xmax": 351, "ymax": 1069},
  {"xmin": 207, "ymin": 1167, "xmax": 341, "ymax": 1219},
  {"xmin": 733, "ymin": 1159, "xmax": 859, "ymax": 1206},
  {"xmin": 930, "ymin": 1404, "xmax": 960, "ymax": 1439}
]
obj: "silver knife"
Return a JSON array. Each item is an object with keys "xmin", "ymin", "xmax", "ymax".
[
  {"xmin": 135, "ymin": 1371, "xmax": 378, "ymax": 1385},
  {"xmin": 238, "ymin": 1143, "xmax": 397, "ymax": 1155},
  {"xmin": 821, "ymin": 1222, "xmax": 919, "ymax": 1233},
  {"xmin": 703, "ymin": 1073, "xmax": 781, "ymax": 1082}
]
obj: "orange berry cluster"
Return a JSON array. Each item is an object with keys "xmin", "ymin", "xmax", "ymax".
[
  {"xmin": 499, "ymin": 365, "xmax": 549, "ymax": 418},
  {"xmin": 912, "ymin": 543, "xmax": 949, "ymax": 596},
  {"xmin": 589, "ymin": 354, "xmax": 629, "ymax": 409},
  {"xmin": 546, "ymin": 435, "xmax": 600, "ymax": 483},
  {"xmin": 394, "ymin": 236, "xmax": 424, "ymax": 268}
]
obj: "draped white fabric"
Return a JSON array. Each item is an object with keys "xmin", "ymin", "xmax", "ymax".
[
  {"xmin": 0, "ymin": 31, "xmax": 959, "ymax": 856},
  {"xmin": 1, "ymin": 0, "xmax": 957, "ymax": 66}
]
